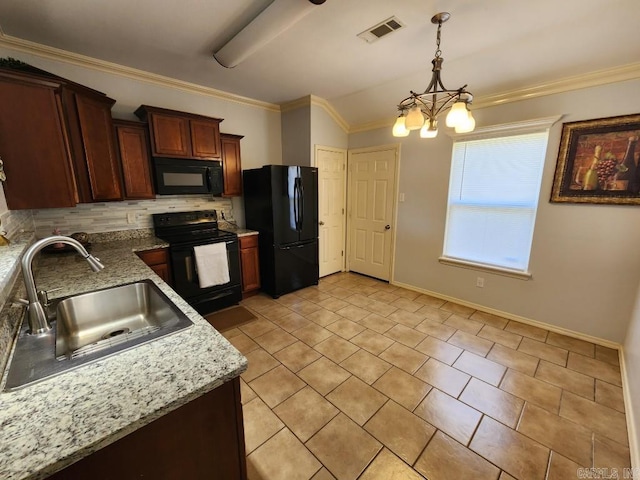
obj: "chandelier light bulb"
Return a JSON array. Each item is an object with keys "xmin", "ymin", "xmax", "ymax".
[
  {"xmin": 454, "ymin": 110, "xmax": 476, "ymax": 133},
  {"xmin": 392, "ymin": 115, "xmax": 410, "ymax": 137},
  {"xmin": 446, "ymin": 101, "xmax": 469, "ymax": 128},
  {"xmin": 405, "ymin": 106, "xmax": 425, "ymax": 130},
  {"xmin": 420, "ymin": 120, "xmax": 438, "ymax": 138}
]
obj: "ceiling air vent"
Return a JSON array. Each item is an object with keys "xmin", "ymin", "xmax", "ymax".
[{"xmin": 357, "ymin": 16, "xmax": 404, "ymax": 43}]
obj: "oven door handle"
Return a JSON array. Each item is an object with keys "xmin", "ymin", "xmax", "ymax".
[{"xmin": 185, "ymin": 256, "xmax": 194, "ymax": 283}]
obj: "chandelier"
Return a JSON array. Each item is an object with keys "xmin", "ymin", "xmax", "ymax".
[{"xmin": 392, "ymin": 12, "xmax": 475, "ymax": 139}]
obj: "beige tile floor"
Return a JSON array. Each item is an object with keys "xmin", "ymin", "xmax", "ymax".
[{"xmin": 223, "ymin": 272, "xmax": 631, "ymax": 480}]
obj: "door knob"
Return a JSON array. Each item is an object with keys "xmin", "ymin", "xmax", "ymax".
[
  {"xmin": 319, "ymin": 221, "xmax": 325, "ymax": 226},
  {"xmin": 384, "ymin": 225, "xmax": 391, "ymax": 230}
]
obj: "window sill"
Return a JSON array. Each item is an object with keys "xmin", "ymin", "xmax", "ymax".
[{"xmin": 438, "ymin": 257, "xmax": 532, "ymax": 280}]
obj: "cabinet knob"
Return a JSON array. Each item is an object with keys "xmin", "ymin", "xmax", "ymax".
[{"xmin": 319, "ymin": 221, "xmax": 325, "ymax": 226}]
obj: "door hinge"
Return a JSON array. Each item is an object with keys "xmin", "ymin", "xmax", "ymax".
[
  {"xmin": 342, "ymin": 163, "xmax": 345, "ymax": 171},
  {"xmin": 342, "ymin": 208, "xmax": 344, "ymax": 214},
  {"xmin": 341, "ymin": 250, "xmax": 344, "ymax": 257}
]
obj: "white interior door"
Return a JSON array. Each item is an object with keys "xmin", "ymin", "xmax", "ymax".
[
  {"xmin": 347, "ymin": 145, "xmax": 398, "ymax": 281},
  {"xmin": 316, "ymin": 146, "xmax": 347, "ymax": 277}
]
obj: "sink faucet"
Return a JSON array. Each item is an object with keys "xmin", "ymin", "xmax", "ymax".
[{"xmin": 21, "ymin": 235, "xmax": 105, "ymax": 334}]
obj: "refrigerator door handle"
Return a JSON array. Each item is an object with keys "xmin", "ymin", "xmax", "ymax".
[
  {"xmin": 298, "ymin": 179, "xmax": 304, "ymax": 228},
  {"xmin": 293, "ymin": 180, "xmax": 299, "ymax": 230},
  {"xmin": 294, "ymin": 177, "xmax": 303, "ymax": 231},
  {"xmin": 280, "ymin": 243, "xmax": 310, "ymax": 250}
]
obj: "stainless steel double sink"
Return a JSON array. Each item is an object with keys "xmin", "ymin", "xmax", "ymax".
[{"xmin": 4, "ymin": 280, "xmax": 193, "ymax": 391}]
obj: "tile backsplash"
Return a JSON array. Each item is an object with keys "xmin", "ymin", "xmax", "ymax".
[
  {"xmin": 0, "ymin": 209, "xmax": 34, "ymax": 239},
  {"xmin": 31, "ymin": 195, "xmax": 234, "ymax": 237}
]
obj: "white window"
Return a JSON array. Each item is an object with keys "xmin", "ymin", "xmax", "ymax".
[{"xmin": 441, "ymin": 116, "xmax": 560, "ymax": 277}]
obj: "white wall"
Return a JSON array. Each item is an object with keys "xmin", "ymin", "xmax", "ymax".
[
  {"xmin": 282, "ymin": 106, "xmax": 311, "ymax": 166},
  {"xmin": 349, "ymin": 78, "xmax": 640, "ymax": 343},
  {"xmin": 0, "ymin": 184, "xmax": 33, "ymax": 238},
  {"xmin": 623, "ymin": 280, "xmax": 640, "ymax": 468},
  {"xmin": 310, "ymin": 104, "xmax": 348, "ymax": 159},
  {"xmin": 0, "ymin": 45, "xmax": 284, "ymax": 228},
  {"xmin": 281, "ymin": 101, "xmax": 348, "ymax": 167}
]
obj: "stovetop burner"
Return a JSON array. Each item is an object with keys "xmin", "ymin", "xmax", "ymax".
[{"xmin": 152, "ymin": 210, "xmax": 236, "ymax": 244}]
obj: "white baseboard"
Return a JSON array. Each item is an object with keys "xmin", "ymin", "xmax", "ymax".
[
  {"xmin": 390, "ymin": 280, "xmax": 621, "ymax": 350},
  {"xmin": 619, "ymin": 348, "xmax": 639, "ymax": 470}
]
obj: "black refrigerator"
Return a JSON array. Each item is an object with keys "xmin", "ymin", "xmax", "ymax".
[{"xmin": 243, "ymin": 165, "xmax": 319, "ymax": 298}]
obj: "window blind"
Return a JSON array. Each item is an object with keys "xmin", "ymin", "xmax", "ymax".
[{"xmin": 443, "ymin": 131, "xmax": 549, "ymax": 273}]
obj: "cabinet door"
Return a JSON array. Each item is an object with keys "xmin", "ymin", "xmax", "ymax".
[
  {"xmin": 137, "ymin": 248, "xmax": 168, "ymax": 266},
  {"xmin": 47, "ymin": 378, "xmax": 247, "ymax": 480},
  {"xmin": 0, "ymin": 77, "xmax": 77, "ymax": 209},
  {"xmin": 150, "ymin": 263, "xmax": 171, "ymax": 284},
  {"xmin": 239, "ymin": 236, "xmax": 260, "ymax": 294},
  {"xmin": 136, "ymin": 248, "xmax": 172, "ymax": 286},
  {"xmin": 115, "ymin": 122, "xmax": 155, "ymax": 199},
  {"xmin": 190, "ymin": 119, "xmax": 221, "ymax": 159},
  {"xmin": 75, "ymin": 94, "xmax": 123, "ymax": 201},
  {"xmin": 150, "ymin": 114, "xmax": 191, "ymax": 157},
  {"xmin": 221, "ymin": 134, "xmax": 243, "ymax": 197}
]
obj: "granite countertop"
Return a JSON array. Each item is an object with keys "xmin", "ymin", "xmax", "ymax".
[
  {"xmin": 0, "ymin": 237, "xmax": 248, "ymax": 480},
  {"xmin": 234, "ymin": 229, "xmax": 259, "ymax": 237},
  {"xmin": 218, "ymin": 222, "xmax": 258, "ymax": 237}
]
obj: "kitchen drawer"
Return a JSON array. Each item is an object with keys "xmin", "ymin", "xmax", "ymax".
[{"xmin": 239, "ymin": 234, "xmax": 258, "ymax": 249}]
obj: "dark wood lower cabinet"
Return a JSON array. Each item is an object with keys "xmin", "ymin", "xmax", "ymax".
[
  {"xmin": 48, "ymin": 377, "xmax": 247, "ymax": 480},
  {"xmin": 136, "ymin": 248, "xmax": 172, "ymax": 285},
  {"xmin": 239, "ymin": 235, "xmax": 260, "ymax": 297}
]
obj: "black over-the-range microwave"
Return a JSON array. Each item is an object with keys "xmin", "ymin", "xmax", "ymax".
[{"xmin": 153, "ymin": 157, "xmax": 223, "ymax": 196}]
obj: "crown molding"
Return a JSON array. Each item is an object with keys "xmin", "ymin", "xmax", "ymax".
[
  {"xmin": 3, "ymin": 31, "xmax": 639, "ymax": 132},
  {"xmin": 0, "ymin": 33, "xmax": 281, "ymax": 112},
  {"xmin": 447, "ymin": 115, "xmax": 564, "ymax": 141},
  {"xmin": 472, "ymin": 62, "xmax": 640, "ymax": 109},
  {"xmin": 280, "ymin": 94, "xmax": 350, "ymax": 133},
  {"xmin": 350, "ymin": 62, "xmax": 640, "ymax": 134},
  {"xmin": 279, "ymin": 95, "xmax": 312, "ymax": 112},
  {"xmin": 348, "ymin": 118, "xmax": 393, "ymax": 134}
]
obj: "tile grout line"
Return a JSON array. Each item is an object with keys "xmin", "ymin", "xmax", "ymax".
[{"xmin": 239, "ymin": 273, "xmax": 630, "ymax": 478}]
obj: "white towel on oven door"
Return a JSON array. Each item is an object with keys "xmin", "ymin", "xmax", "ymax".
[{"xmin": 193, "ymin": 243, "xmax": 230, "ymax": 288}]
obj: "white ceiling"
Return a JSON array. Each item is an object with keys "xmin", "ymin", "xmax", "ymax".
[{"xmin": 0, "ymin": 0, "xmax": 639, "ymax": 126}]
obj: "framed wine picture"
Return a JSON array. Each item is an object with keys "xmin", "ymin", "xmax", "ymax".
[{"xmin": 550, "ymin": 113, "xmax": 640, "ymax": 205}]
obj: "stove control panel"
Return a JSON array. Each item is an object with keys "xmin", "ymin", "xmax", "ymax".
[{"xmin": 153, "ymin": 210, "xmax": 218, "ymax": 228}]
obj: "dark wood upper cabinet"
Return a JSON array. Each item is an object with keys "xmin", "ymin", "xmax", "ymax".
[
  {"xmin": 114, "ymin": 120, "xmax": 155, "ymax": 199},
  {"xmin": 220, "ymin": 133, "xmax": 243, "ymax": 197},
  {"xmin": 191, "ymin": 119, "xmax": 222, "ymax": 159},
  {"xmin": 150, "ymin": 113, "xmax": 191, "ymax": 157},
  {"xmin": 135, "ymin": 105, "xmax": 223, "ymax": 160},
  {"xmin": 70, "ymin": 92, "xmax": 123, "ymax": 202},
  {"xmin": 0, "ymin": 65, "xmax": 126, "ymax": 209},
  {"xmin": 0, "ymin": 73, "xmax": 78, "ymax": 209}
]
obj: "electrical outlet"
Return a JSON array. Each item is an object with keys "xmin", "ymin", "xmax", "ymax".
[
  {"xmin": 476, "ymin": 277, "xmax": 485, "ymax": 288},
  {"xmin": 399, "ymin": 193, "xmax": 405, "ymax": 202},
  {"xmin": 126, "ymin": 212, "xmax": 136, "ymax": 224}
]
